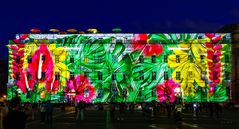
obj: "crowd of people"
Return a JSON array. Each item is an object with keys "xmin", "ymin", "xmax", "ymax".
[
  {"xmin": 73, "ymin": 100, "xmax": 235, "ymax": 123},
  {"xmin": 0, "ymin": 97, "xmax": 27, "ymax": 129},
  {"xmin": 0, "ymin": 97, "xmax": 236, "ymax": 129},
  {"xmin": 0, "ymin": 97, "xmax": 56, "ymax": 129}
]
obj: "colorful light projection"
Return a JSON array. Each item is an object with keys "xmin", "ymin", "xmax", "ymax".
[{"xmin": 7, "ymin": 33, "xmax": 231, "ymax": 103}]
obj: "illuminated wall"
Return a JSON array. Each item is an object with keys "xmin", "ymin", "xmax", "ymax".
[{"xmin": 7, "ymin": 33, "xmax": 231, "ymax": 103}]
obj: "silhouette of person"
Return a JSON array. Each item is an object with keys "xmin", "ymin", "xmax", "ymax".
[{"xmin": 3, "ymin": 97, "xmax": 27, "ymax": 129}]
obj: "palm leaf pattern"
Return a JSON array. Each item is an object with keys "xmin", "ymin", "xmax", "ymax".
[{"xmin": 7, "ymin": 33, "xmax": 231, "ymax": 102}]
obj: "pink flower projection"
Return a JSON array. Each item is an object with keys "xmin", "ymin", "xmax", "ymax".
[
  {"xmin": 132, "ymin": 34, "xmax": 163, "ymax": 57},
  {"xmin": 156, "ymin": 79, "xmax": 180, "ymax": 102},
  {"xmin": 205, "ymin": 33, "xmax": 222, "ymax": 95},
  {"xmin": 66, "ymin": 75, "xmax": 95, "ymax": 102},
  {"xmin": 75, "ymin": 86, "xmax": 95, "ymax": 103}
]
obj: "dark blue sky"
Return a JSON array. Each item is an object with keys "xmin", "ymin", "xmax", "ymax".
[{"xmin": 0, "ymin": 0, "xmax": 239, "ymax": 60}]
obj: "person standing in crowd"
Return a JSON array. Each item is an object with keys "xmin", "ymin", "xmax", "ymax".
[
  {"xmin": 129, "ymin": 103, "xmax": 135, "ymax": 113},
  {"xmin": 109, "ymin": 101, "xmax": 116, "ymax": 121},
  {"xmin": 165, "ymin": 98, "xmax": 171, "ymax": 118},
  {"xmin": 151, "ymin": 100, "xmax": 158, "ymax": 117},
  {"xmin": 214, "ymin": 102, "xmax": 220, "ymax": 118},
  {"xmin": 98, "ymin": 102, "xmax": 104, "ymax": 111},
  {"xmin": 208, "ymin": 102, "xmax": 214, "ymax": 118},
  {"xmin": 40, "ymin": 101, "xmax": 46, "ymax": 122},
  {"xmin": 76, "ymin": 101, "xmax": 85, "ymax": 120},
  {"xmin": 46, "ymin": 100, "xmax": 53, "ymax": 125},
  {"xmin": 74, "ymin": 101, "xmax": 78, "ymax": 115},
  {"xmin": 118, "ymin": 102, "xmax": 126, "ymax": 120},
  {"xmin": 0, "ymin": 101, "xmax": 9, "ymax": 129},
  {"xmin": 174, "ymin": 102, "xmax": 183, "ymax": 121},
  {"xmin": 32, "ymin": 103, "xmax": 38, "ymax": 121},
  {"xmin": 3, "ymin": 97, "xmax": 27, "ymax": 129},
  {"xmin": 61, "ymin": 102, "xmax": 65, "ymax": 112}
]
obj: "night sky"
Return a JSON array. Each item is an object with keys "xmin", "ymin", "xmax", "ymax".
[{"xmin": 0, "ymin": 0, "xmax": 239, "ymax": 60}]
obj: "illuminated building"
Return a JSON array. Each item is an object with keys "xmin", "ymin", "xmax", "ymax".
[{"xmin": 7, "ymin": 32, "xmax": 232, "ymax": 103}]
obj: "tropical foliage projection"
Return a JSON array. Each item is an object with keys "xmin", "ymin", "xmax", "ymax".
[{"xmin": 7, "ymin": 33, "xmax": 231, "ymax": 103}]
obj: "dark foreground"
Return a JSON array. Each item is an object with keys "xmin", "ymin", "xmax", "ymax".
[{"xmin": 27, "ymin": 107, "xmax": 239, "ymax": 129}]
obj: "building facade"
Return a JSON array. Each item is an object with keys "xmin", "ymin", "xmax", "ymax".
[
  {"xmin": 7, "ymin": 33, "xmax": 231, "ymax": 103},
  {"xmin": 218, "ymin": 24, "xmax": 239, "ymax": 104}
]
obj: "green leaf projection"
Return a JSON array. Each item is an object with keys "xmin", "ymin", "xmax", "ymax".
[{"xmin": 7, "ymin": 33, "xmax": 231, "ymax": 103}]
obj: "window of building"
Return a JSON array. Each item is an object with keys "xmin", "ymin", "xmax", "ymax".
[
  {"xmin": 70, "ymin": 57, "xmax": 74, "ymax": 63},
  {"xmin": 28, "ymin": 57, "xmax": 32, "ymax": 63},
  {"xmin": 164, "ymin": 72, "xmax": 168, "ymax": 80},
  {"xmin": 123, "ymin": 72, "xmax": 128, "ymax": 80},
  {"xmin": 139, "ymin": 55, "xmax": 144, "ymax": 63},
  {"xmin": 84, "ymin": 72, "xmax": 89, "ymax": 77},
  {"xmin": 225, "ymin": 54, "xmax": 229, "ymax": 63},
  {"xmin": 139, "ymin": 71, "xmax": 144, "ymax": 80},
  {"xmin": 112, "ymin": 37, "xmax": 117, "ymax": 43},
  {"xmin": 16, "ymin": 56, "xmax": 20, "ymax": 64},
  {"xmin": 42, "ymin": 55, "xmax": 46, "ymax": 61},
  {"xmin": 112, "ymin": 73, "xmax": 116, "ymax": 80},
  {"xmin": 188, "ymin": 71, "xmax": 193, "ymax": 79},
  {"xmin": 201, "ymin": 71, "xmax": 206, "ymax": 80},
  {"xmin": 16, "ymin": 72, "xmax": 20, "ymax": 80},
  {"xmin": 55, "ymin": 56, "xmax": 59, "ymax": 63},
  {"xmin": 225, "ymin": 72, "xmax": 230, "ymax": 80},
  {"xmin": 164, "ymin": 55, "xmax": 168, "ymax": 63},
  {"xmin": 55, "ymin": 72, "xmax": 60, "ymax": 80},
  {"xmin": 213, "ymin": 55, "xmax": 217, "ymax": 63},
  {"xmin": 176, "ymin": 71, "xmax": 180, "ymax": 80},
  {"xmin": 70, "ymin": 72, "xmax": 74, "ymax": 80},
  {"xmin": 98, "ymin": 71, "xmax": 103, "ymax": 80},
  {"xmin": 96, "ymin": 57, "xmax": 102, "ymax": 63},
  {"xmin": 152, "ymin": 55, "xmax": 156, "ymax": 63},
  {"xmin": 152, "ymin": 72, "xmax": 156, "ymax": 80},
  {"xmin": 97, "ymin": 88, "xmax": 103, "ymax": 98},
  {"xmin": 42, "ymin": 72, "xmax": 46, "ymax": 80},
  {"xmin": 139, "ymin": 88, "xmax": 142, "ymax": 97},
  {"xmin": 27, "ymin": 73, "xmax": 32, "ymax": 80},
  {"xmin": 113, "ymin": 55, "xmax": 118, "ymax": 63},
  {"xmin": 188, "ymin": 55, "xmax": 193, "ymax": 63},
  {"xmin": 213, "ymin": 72, "xmax": 218, "ymax": 80},
  {"xmin": 84, "ymin": 57, "xmax": 88, "ymax": 63},
  {"xmin": 176, "ymin": 55, "xmax": 180, "ymax": 63},
  {"xmin": 200, "ymin": 55, "xmax": 204, "ymax": 61},
  {"xmin": 153, "ymin": 88, "xmax": 157, "ymax": 97}
]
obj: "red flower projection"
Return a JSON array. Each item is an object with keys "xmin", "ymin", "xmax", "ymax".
[
  {"xmin": 156, "ymin": 79, "xmax": 180, "ymax": 102},
  {"xmin": 16, "ymin": 71, "xmax": 35, "ymax": 93},
  {"xmin": 13, "ymin": 34, "xmax": 29, "ymax": 44},
  {"xmin": 132, "ymin": 34, "xmax": 163, "ymax": 57},
  {"xmin": 205, "ymin": 33, "xmax": 222, "ymax": 95},
  {"xmin": 28, "ymin": 44, "xmax": 55, "ymax": 93},
  {"xmin": 9, "ymin": 34, "xmax": 28, "ymax": 93},
  {"xmin": 28, "ymin": 44, "xmax": 54, "ymax": 82},
  {"xmin": 66, "ymin": 75, "xmax": 95, "ymax": 102},
  {"xmin": 45, "ymin": 78, "xmax": 59, "ymax": 93}
]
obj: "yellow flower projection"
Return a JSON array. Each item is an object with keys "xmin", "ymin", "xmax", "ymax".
[
  {"xmin": 48, "ymin": 44, "xmax": 70, "ymax": 90},
  {"xmin": 23, "ymin": 44, "xmax": 38, "ymax": 69},
  {"xmin": 168, "ymin": 39, "xmax": 208, "ymax": 96}
]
